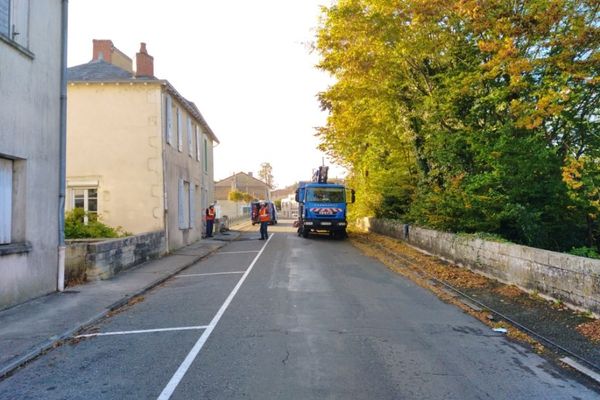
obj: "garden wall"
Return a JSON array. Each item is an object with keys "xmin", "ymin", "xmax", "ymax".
[
  {"xmin": 358, "ymin": 218, "xmax": 600, "ymax": 315},
  {"xmin": 65, "ymin": 231, "xmax": 166, "ymax": 282}
]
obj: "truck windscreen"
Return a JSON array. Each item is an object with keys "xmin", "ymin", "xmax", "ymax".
[{"xmin": 306, "ymin": 187, "xmax": 345, "ymax": 203}]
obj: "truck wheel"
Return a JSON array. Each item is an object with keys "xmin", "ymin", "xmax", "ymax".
[{"xmin": 301, "ymin": 228, "xmax": 309, "ymax": 238}]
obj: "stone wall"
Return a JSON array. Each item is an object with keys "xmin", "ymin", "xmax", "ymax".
[
  {"xmin": 359, "ymin": 218, "xmax": 600, "ymax": 315},
  {"xmin": 65, "ymin": 231, "xmax": 166, "ymax": 282}
]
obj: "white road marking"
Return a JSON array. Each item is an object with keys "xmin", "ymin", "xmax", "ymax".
[
  {"xmin": 176, "ymin": 271, "xmax": 246, "ymax": 277},
  {"xmin": 157, "ymin": 234, "xmax": 274, "ymax": 400},
  {"xmin": 74, "ymin": 326, "xmax": 208, "ymax": 338},
  {"xmin": 215, "ymin": 250, "xmax": 260, "ymax": 255}
]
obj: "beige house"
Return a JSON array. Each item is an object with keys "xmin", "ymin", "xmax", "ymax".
[
  {"xmin": 66, "ymin": 40, "xmax": 218, "ymax": 252},
  {"xmin": 0, "ymin": 1, "xmax": 66, "ymax": 309},
  {"xmin": 215, "ymin": 172, "xmax": 270, "ymax": 219}
]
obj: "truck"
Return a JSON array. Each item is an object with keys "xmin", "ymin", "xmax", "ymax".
[{"xmin": 295, "ymin": 166, "xmax": 355, "ymax": 239}]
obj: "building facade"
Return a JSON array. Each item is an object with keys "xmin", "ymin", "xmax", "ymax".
[
  {"xmin": 214, "ymin": 172, "xmax": 270, "ymax": 219},
  {"xmin": 0, "ymin": 0, "xmax": 65, "ymax": 309},
  {"xmin": 67, "ymin": 40, "xmax": 217, "ymax": 252}
]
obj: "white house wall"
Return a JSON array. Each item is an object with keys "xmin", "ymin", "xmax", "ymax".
[{"xmin": 0, "ymin": 2, "xmax": 62, "ymax": 309}]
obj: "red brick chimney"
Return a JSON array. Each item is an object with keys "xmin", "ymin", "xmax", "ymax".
[
  {"xmin": 135, "ymin": 42, "xmax": 154, "ymax": 78},
  {"xmin": 92, "ymin": 39, "xmax": 114, "ymax": 62}
]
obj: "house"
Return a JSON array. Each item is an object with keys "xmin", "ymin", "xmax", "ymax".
[
  {"xmin": 280, "ymin": 194, "xmax": 299, "ymax": 219},
  {"xmin": 66, "ymin": 40, "xmax": 218, "ymax": 252},
  {"xmin": 0, "ymin": 1, "xmax": 66, "ymax": 309},
  {"xmin": 214, "ymin": 172, "xmax": 270, "ymax": 219}
]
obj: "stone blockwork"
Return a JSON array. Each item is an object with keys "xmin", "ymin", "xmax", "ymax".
[
  {"xmin": 66, "ymin": 231, "xmax": 166, "ymax": 282},
  {"xmin": 359, "ymin": 218, "xmax": 600, "ymax": 315}
]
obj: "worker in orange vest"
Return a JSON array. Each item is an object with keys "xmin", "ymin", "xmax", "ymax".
[
  {"xmin": 258, "ymin": 202, "xmax": 270, "ymax": 240},
  {"xmin": 206, "ymin": 205, "xmax": 215, "ymax": 238}
]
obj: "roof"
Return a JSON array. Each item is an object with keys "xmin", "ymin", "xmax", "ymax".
[
  {"xmin": 215, "ymin": 172, "xmax": 270, "ymax": 188},
  {"xmin": 67, "ymin": 60, "xmax": 219, "ymax": 144},
  {"xmin": 67, "ymin": 60, "xmax": 145, "ymax": 81}
]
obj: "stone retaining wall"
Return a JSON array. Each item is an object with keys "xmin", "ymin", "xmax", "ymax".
[
  {"xmin": 66, "ymin": 231, "xmax": 166, "ymax": 282},
  {"xmin": 358, "ymin": 218, "xmax": 600, "ymax": 314}
]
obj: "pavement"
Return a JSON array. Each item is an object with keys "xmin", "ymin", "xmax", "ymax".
[{"xmin": 0, "ymin": 230, "xmax": 240, "ymax": 379}]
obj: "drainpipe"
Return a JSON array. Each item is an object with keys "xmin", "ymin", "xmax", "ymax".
[{"xmin": 57, "ymin": 0, "xmax": 69, "ymax": 291}]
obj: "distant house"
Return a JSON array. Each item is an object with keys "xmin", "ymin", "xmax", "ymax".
[
  {"xmin": 215, "ymin": 172, "xmax": 270, "ymax": 219},
  {"xmin": 0, "ymin": 1, "xmax": 65, "ymax": 309},
  {"xmin": 66, "ymin": 40, "xmax": 218, "ymax": 251}
]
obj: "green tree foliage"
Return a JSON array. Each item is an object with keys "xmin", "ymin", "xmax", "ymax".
[
  {"xmin": 316, "ymin": 0, "xmax": 599, "ymax": 250},
  {"xmin": 65, "ymin": 209, "xmax": 129, "ymax": 239},
  {"xmin": 228, "ymin": 190, "xmax": 254, "ymax": 203}
]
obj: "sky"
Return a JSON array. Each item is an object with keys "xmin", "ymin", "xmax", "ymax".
[{"xmin": 67, "ymin": 0, "xmax": 344, "ymax": 188}]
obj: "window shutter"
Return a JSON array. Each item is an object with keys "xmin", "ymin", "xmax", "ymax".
[
  {"xmin": 166, "ymin": 95, "xmax": 173, "ymax": 145},
  {"xmin": 12, "ymin": 0, "xmax": 29, "ymax": 47},
  {"xmin": 0, "ymin": 0, "xmax": 9, "ymax": 37},
  {"xmin": 177, "ymin": 108, "xmax": 183, "ymax": 152},
  {"xmin": 189, "ymin": 185, "xmax": 195, "ymax": 229},
  {"xmin": 195, "ymin": 127, "xmax": 201, "ymax": 161},
  {"xmin": 178, "ymin": 179, "xmax": 185, "ymax": 229},
  {"xmin": 187, "ymin": 118, "xmax": 193, "ymax": 157},
  {"xmin": 203, "ymin": 137, "xmax": 208, "ymax": 171},
  {"xmin": 0, "ymin": 158, "xmax": 13, "ymax": 244}
]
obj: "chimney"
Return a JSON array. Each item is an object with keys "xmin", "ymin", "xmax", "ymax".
[
  {"xmin": 136, "ymin": 42, "xmax": 154, "ymax": 78},
  {"xmin": 93, "ymin": 39, "xmax": 114, "ymax": 63},
  {"xmin": 248, "ymin": 172, "xmax": 253, "ymax": 178}
]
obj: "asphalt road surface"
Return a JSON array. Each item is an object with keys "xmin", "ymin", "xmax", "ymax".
[{"xmin": 1, "ymin": 220, "xmax": 598, "ymax": 399}]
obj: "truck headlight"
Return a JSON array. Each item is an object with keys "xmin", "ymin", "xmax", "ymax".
[
  {"xmin": 304, "ymin": 221, "xmax": 314, "ymax": 226},
  {"xmin": 338, "ymin": 222, "xmax": 346, "ymax": 226}
]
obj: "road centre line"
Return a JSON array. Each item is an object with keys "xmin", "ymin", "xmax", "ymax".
[
  {"xmin": 176, "ymin": 271, "xmax": 246, "ymax": 277},
  {"xmin": 74, "ymin": 326, "xmax": 209, "ymax": 338},
  {"xmin": 157, "ymin": 233, "xmax": 274, "ymax": 400},
  {"xmin": 215, "ymin": 250, "xmax": 260, "ymax": 255}
]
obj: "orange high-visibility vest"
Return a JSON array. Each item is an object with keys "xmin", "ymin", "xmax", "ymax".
[
  {"xmin": 259, "ymin": 207, "xmax": 270, "ymax": 222},
  {"xmin": 206, "ymin": 208, "xmax": 215, "ymax": 221}
]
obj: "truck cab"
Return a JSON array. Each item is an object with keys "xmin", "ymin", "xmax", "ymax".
[{"xmin": 296, "ymin": 180, "xmax": 355, "ymax": 239}]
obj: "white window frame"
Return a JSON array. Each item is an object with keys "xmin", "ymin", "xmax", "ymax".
[
  {"xmin": 71, "ymin": 187, "xmax": 98, "ymax": 225},
  {"xmin": 177, "ymin": 108, "xmax": 183, "ymax": 152},
  {"xmin": 0, "ymin": 157, "xmax": 13, "ymax": 244}
]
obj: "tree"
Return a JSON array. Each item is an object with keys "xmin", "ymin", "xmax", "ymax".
[
  {"xmin": 258, "ymin": 162, "xmax": 274, "ymax": 188},
  {"xmin": 315, "ymin": 0, "xmax": 599, "ymax": 251}
]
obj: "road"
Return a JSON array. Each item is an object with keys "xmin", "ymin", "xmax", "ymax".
[{"xmin": 0, "ymin": 220, "xmax": 597, "ymax": 399}]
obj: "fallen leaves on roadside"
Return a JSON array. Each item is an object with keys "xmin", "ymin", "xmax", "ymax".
[
  {"xmin": 349, "ymin": 231, "xmax": 546, "ymax": 354},
  {"xmin": 494, "ymin": 285, "xmax": 524, "ymax": 299},
  {"xmin": 576, "ymin": 319, "xmax": 600, "ymax": 342}
]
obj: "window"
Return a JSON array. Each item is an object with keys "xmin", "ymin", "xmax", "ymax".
[
  {"xmin": 178, "ymin": 179, "xmax": 192, "ymax": 230},
  {"xmin": 177, "ymin": 108, "xmax": 183, "ymax": 152},
  {"xmin": 187, "ymin": 117, "xmax": 193, "ymax": 157},
  {"xmin": 0, "ymin": 0, "xmax": 30, "ymax": 48},
  {"xmin": 306, "ymin": 187, "xmax": 345, "ymax": 203},
  {"xmin": 195, "ymin": 126, "xmax": 201, "ymax": 161},
  {"xmin": 203, "ymin": 137, "xmax": 208, "ymax": 172},
  {"xmin": 72, "ymin": 188, "xmax": 98, "ymax": 224},
  {"xmin": 0, "ymin": 158, "xmax": 13, "ymax": 244},
  {"xmin": 166, "ymin": 95, "xmax": 173, "ymax": 145}
]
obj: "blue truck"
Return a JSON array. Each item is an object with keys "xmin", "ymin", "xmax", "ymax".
[{"xmin": 295, "ymin": 166, "xmax": 355, "ymax": 239}]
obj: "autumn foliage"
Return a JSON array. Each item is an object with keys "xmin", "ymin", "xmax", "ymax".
[{"xmin": 316, "ymin": 0, "xmax": 599, "ymax": 251}]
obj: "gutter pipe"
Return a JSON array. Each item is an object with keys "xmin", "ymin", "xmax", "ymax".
[{"xmin": 57, "ymin": 0, "xmax": 68, "ymax": 291}]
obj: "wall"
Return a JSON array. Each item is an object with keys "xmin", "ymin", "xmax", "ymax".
[
  {"xmin": 163, "ymin": 91, "xmax": 213, "ymax": 250},
  {"xmin": 66, "ymin": 84, "xmax": 165, "ymax": 235},
  {"xmin": 360, "ymin": 218, "xmax": 600, "ymax": 314},
  {"xmin": 0, "ymin": 2, "xmax": 62, "ymax": 310},
  {"xmin": 65, "ymin": 231, "xmax": 166, "ymax": 281}
]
